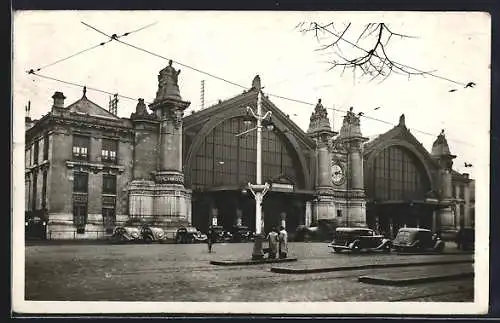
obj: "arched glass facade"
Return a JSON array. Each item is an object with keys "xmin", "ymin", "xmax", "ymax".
[
  {"xmin": 368, "ymin": 146, "xmax": 430, "ymax": 201},
  {"xmin": 188, "ymin": 117, "xmax": 304, "ymax": 189}
]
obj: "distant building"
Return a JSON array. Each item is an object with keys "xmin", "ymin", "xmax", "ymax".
[{"xmin": 24, "ymin": 63, "xmax": 475, "ymax": 240}]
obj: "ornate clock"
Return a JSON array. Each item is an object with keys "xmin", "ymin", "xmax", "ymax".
[{"xmin": 331, "ymin": 163, "xmax": 345, "ymax": 186}]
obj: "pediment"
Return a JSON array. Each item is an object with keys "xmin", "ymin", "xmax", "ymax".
[{"xmin": 67, "ymin": 96, "xmax": 120, "ymax": 120}]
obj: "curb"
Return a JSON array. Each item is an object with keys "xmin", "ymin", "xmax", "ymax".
[
  {"xmin": 358, "ymin": 271, "xmax": 474, "ymax": 286},
  {"xmin": 210, "ymin": 257, "xmax": 298, "ymax": 266},
  {"xmin": 270, "ymin": 258, "xmax": 473, "ymax": 274}
]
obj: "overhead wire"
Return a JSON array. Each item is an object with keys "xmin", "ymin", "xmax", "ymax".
[
  {"xmin": 27, "ymin": 22, "xmax": 157, "ymax": 74},
  {"xmin": 27, "ymin": 21, "xmax": 475, "ymax": 147}
]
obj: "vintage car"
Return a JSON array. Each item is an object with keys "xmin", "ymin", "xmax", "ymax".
[
  {"xmin": 230, "ymin": 225, "xmax": 254, "ymax": 242},
  {"xmin": 175, "ymin": 226, "xmax": 208, "ymax": 244},
  {"xmin": 209, "ymin": 225, "xmax": 232, "ymax": 243},
  {"xmin": 455, "ymin": 227, "xmax": 475, "ymax": 251},
  {"xmin": 328, "ymin": 227, "xmax": 392, "ymax": 253},
  {"xmin": 392, "ymin": 227, "xmax": 445, "ymax": 253},
  {"xmin": 112, "ymin": 218, "xmax": 167, "ymax": 243}
]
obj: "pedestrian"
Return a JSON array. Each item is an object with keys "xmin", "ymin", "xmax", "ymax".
[
  {"xmin": 278, "ymin": 225, "xmax": 288, "ymax": 259},
  {"xmin": 207, "ymin": 227, "xmax": 213, "ymax": 253},
  {"xmin": 266, "ymin": 227, "xmax": 279, "ymax": 259}
]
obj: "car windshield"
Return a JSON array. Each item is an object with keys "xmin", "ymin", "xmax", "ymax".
[{"xmin": 395, "ymin": 230, "xmax": 411, "ymax": 242}]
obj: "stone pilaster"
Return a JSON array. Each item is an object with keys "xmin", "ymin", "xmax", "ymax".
[
  {"xmin": 336, "ymin": 108, "xmax": 368, "ymax": 227},
  {"xmin": 307, "ymin": 99, "xmax": 337, "ymax": 223}
]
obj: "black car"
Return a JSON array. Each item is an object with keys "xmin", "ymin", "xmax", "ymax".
[
  {"xmin": 392, "ymin": 228, "xmax": 445, "ymax": 253},
  {"xmin": 209, "ymin": 225, "xmax": 232, "ymax": 242},
  {"xmin": 175, "ymin": 226, "xmax": 208, "ymax": 244},
  {"xmin": 455, "ymin": 227, "xmax": 474, "ymax": 250},
  {"xmin": 230, "ymin": 225, "xmax": 254, "ymax": 242},
  {"xmin": 328, "ymin": 227, "xmax": 392, "ymax": 253}
]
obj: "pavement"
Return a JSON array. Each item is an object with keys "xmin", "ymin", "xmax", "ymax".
[{"xmin": 24, "ymin": 242, "xmax": 475, "ymax": 302}]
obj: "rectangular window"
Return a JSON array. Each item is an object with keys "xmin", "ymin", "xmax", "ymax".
[
  {"xmin": 43, "ymin": 133, "xmax": 49, "ymax": 160},
  {"xmin": 102, "ymin": 138, "xmax": 118, "ymax": 163},
  {"xmin": 42, "ymin": 170, "xmax": 47, "ymax": 209},
  {"xmin": 73, "ymin": 135, "xmax": 90, "ymax": 160},
  {"xmin": 102, "ymin": 174, "xmax": 117, "ymax": 194},
  {"xmin": 459, "ymin": 185, "xmax": 465, "ymax": 199},
  {"xmin": 102, "ymin": 208, "xmax": 116, "ymax": 234},
  {"xmin": 337, "ymin": 210, "xmax": 342, "ymax": 217},
  {"xmin": 73, "ymin": 172, "xmax": 88, "ymax": 193},
  {"xmin": 33, "ymin": 140, "xmax": 39, "ymax": 165}
]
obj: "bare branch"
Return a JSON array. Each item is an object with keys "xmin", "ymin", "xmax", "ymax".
[{"xmin": 297, "ymin": 21, "xmax": 430, "ymax": 83}]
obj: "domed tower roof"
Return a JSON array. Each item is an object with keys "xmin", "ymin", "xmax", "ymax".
[
  {"xmin": 431, "ymin": 129, "xmax": 456, "ymax": 169},
  {"xmin": 431, "ymin": 129, "xmax": 452, "ymax": 156}
]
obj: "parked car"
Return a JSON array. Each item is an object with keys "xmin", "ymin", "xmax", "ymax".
[
  {"xmin": 455, "ymin": 227, "xmax": 475, "ymax": 251},
  {"xmin": 230, "ymin": 225, "xmax": 254, "ymax": 242},
  {"xmin": 392, "ymin": 227, "xmax": 445, "ymax": 253},
  {"xmin": 112, "ymin": 218, "xmax": 167, "ymax": 243},
  {"xmin": 209, "ymin": 225, "xmax": 232, "ymax": 242},
  {"xmin": 328, "ymin": 227, "xmax": 392, "ymax": 253},
  {"xmin": 175, "ymin": 226, "xmax": 208, "ymax": 244}
]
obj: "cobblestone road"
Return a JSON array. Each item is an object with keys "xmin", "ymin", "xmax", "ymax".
[{"xmin": 25, "ymin": 242, "xmax": 474, "ymax": 302}]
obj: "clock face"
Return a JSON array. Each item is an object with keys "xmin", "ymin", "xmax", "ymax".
[{"xmin": 331, "ymin": 164, "xmax": 345, "ymax": 185}]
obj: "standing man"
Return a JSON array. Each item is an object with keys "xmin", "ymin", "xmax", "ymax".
[
  {"xmin": 266, "ymin": 227, "xmax": 279, "ymax": 259},
  {"xmin": 207, "ymin": 226, "xmax": 214, "ymax": 253},
  {"xmin": 278, "ymin": 225, "xmax": 288, "ymax": 259}
]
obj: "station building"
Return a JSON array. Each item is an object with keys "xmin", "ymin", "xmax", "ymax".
[{"xmin": 24, "ymin": 61, "xmax": 475, "ymax": 240}]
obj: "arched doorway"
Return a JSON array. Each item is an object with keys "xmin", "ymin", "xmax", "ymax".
[
  {"xmin": 365, "ymin": 145, "xmax": 432, "ymax": 238},
  {"xmin": 187, "ymin": 116, "xmax": 309, "ymax": 233}
]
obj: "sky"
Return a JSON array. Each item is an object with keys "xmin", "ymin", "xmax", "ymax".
[{"xmin": 12, "ymin": 11, "xmax": 491, "ymax": 179}]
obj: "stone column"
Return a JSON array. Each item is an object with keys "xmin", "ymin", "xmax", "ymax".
[
  {"xmin": 235, "ymin": 208, "xmax": 243, "ymax": 226},
  {"xmin": 280, "ymin": 212, "xmax": 287, "ymax": 229},
  {"xmin": 437, "ymin": 169, "xmax": 455, "ymax": 231},
  {"xmin": 305, "ymin": 201, "xmax": 312, "ymax": 227}
]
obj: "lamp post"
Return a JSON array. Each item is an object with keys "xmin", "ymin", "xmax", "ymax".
[{"xmin": 236, "ymin": 90, "xmax": 272, "ymax": 259}]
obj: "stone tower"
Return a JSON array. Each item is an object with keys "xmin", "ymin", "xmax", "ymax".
[
  {"xmin": 307, "ymin": 99, "xmax": 336, "ymax": 224},
  {"xmin": 127, "ymin": 60, "xmax": 192, "ymax": 228},
  {"xmin": 335, "ymin": 108, "xmax": 368, "ymax": 227},
  {"xmin": 431, "ymin": 129, "xmax": 456, "ymax": 231}
]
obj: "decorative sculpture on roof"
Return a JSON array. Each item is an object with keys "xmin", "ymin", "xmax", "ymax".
[
  {"xmin": 399, "ymin": 114, "xmax": 406, "ymax": 127},
  {"xmin": 135, "ymin": 98, "xmax": 148, "ymax": 115},
  {"xmin": 154, "ymin": 60, "xmax": 182, "ymax": 102},
  {"xmin": 344, "ymin": 107, "xmax": 360, "ymax": 126},
  {"xmin": 307, "ymin": 99, "xmax": 332, "ymax": 135}
]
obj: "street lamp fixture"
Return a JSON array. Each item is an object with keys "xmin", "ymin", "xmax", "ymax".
[{"xmin": 236, "ymin": 90, "xmax": 273, "ymax": 260}]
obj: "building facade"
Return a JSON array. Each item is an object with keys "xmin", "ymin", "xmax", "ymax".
[{"xmin": 24, "ymin": 63, "xmax": 475, "ymax": 240}]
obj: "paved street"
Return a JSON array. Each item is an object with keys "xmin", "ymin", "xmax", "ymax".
[{"xmin": 25, "ymin": 242, "xmax": 474, "ymax": 302}]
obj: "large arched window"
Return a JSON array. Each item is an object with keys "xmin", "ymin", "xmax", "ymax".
[
  {"xmin": 369, "ymin": 146, "xmax": 430, "ymax": 201},
  {"xmin": 189, "ymin": 117, "xmax": 304, "ymax": 189}
]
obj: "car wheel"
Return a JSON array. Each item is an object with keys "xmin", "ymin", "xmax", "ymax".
[
  {"xmin": 333, "ymin": 247, "xmax": 341, "ymax": 253},
  {"xmin": 144, "ymin": 236, "xmax": 153, "ymax": 244},
  {"xmin": 384, "ymin": 244, "xmax": 391, "ymax": 252}
]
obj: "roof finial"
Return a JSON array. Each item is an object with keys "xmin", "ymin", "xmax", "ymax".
[
  {"xmin": 168, "ymin": 60, "xmax": 173, "ymax": 66},
  {"xmin": 440, "ymin": 129, "xmax": 445, "ymax": 135},
  {"xmin": 83, "ymin": 86, "xmax": 87, "ymax": 97},
  {"xmin": 398, "ymin": 114, "xmax": 406, "ymax": 127}
]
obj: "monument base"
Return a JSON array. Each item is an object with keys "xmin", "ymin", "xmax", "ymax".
[{"xmin": 128, "ymin": 179, "xmax": 192, "ymax": 229}]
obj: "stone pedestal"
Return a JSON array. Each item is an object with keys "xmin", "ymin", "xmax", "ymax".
[
  {"xmin": 128, "ymin": 179, "xmax": 191, "ymax": 229},
  {"xmin": 437, "ymin": 204, "xmax": 455, "ymax": 231},
  {"xmin": 313, "ymin": 195, "xmax": 335, "ymax": 224},
  {"xmin": 344, "ymin": 197, "xmax": 367, "ymax": 227}
]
